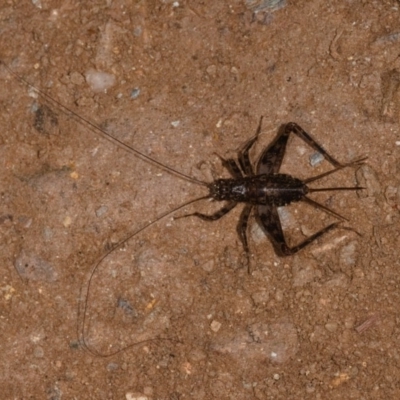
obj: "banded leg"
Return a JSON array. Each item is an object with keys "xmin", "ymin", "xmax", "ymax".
[
  {"xmin": 236, "ymin": 204, "xmax": 253, "ymax": 255},
  {"xmin": 238, "ymin": 116, "xmax": 264, "ymax": 175},
  {"xmin": 257, "ymin": 204, "xmax": 340, "ymax": 256},
  {"xmin": 236, "ymin": 204, "xmax": 253, "ymax": 272},
  {"xmin": 177, "ymin": 201, "xmax": 237, "ymax": 221},
  {"xmin": 257, "ymin": 122, "xmax": 343, "ymax": 175},
  {"xmin": 304, "ymin": 156, "xmax": 368, "ymax": 184}
]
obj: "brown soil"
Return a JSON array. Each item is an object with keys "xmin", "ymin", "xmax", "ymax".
[{"xmin": 1, "ymin": 1, "xmax": 400, "ymax": 399}]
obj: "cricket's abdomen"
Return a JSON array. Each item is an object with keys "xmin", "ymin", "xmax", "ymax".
[{"xmin": 209, "ymin": 174, "xmax": 309, "ymax": 206}]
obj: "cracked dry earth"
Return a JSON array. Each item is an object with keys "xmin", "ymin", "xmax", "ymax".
[{"xmin": 1, "ymin": 1, "xmax": 400, "ymax": 399}]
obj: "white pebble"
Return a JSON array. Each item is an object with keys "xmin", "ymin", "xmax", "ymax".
[
  {"xmin": 171, "ymin": 120, "xmax": 180, "ymax": 128},
  {"xmin": 309, "ymin": 152, "xmax": 324, "ymax": 166},
  {"xmin": 125, "ymin": 393, "xmax": 148, "ymax": 400},
  {"xmin": 85, "ymin": 69, "xmax": 116, "ymax": 92}
]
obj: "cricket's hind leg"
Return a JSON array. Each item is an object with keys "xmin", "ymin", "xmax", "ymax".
[
  {"xmin": 256, "ymin": 122, "xmax": 346, "ymax": 175},
  {"xmin": 237, "ymin": 116, "xmax": 264, "ymax": 175},
  {"xmin": 236, "ymin": 204, "xmax": 253, "ymax": 272},
  {"xmin": 305, "ymin": 156, "xmax": 367, "ymax": 184},
  {"xmin": 257, "ymin": 204, "xmax": 340, "ymax": 256}
]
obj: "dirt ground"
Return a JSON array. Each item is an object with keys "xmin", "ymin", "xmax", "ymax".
[{"xmin": 1, "ymin": 0, "xmax": 400, "ymax": 399}]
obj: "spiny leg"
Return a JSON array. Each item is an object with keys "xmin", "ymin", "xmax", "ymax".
[
  {"xmin": 176, "ymin": 201, "xmax": 237, "ymax": 221},
  {"xmin": 257, "ymin": 204, "xmax": 340, "ymax": 256},
  {"xmin": 280, "ymin": 222, "xmax": 340, "ymax": 256},
  {"xmin": 256, "ymin": 124, "xmax": 291, "ymax": 175},
  {"xmin": 302, "ymin": 196, "xmax": 348, "ymax": 221},
  {"xmin": 236, "ymin": 204, "xmax": 253, "ymax": 272},
  {"xmin": 285, "ymin": 122, "xmax": 342, "ymax": 167},
  {"xmin": 257, "ymin": 122, "xmax": 343, "ymax": 175},
  {"xmin": 304, "ymin": 156, "xmax": 367, "ymax": 184},
  {"xmin": 238, "ymin": 116, "xmax": 264, "ymax": 175}
]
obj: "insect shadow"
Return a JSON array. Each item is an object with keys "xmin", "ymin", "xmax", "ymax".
[{"xmin": 2, "ymin": 61, "xmax": 365, "ymax": 357}]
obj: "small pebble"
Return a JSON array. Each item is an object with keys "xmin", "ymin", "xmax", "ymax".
[
  {"xmin": 325, "ymin": 322, "xmax": 338, "ymax": 332},
  {"xmin": 2, "ymin": 285, "xmax": 15, "ymax": 301},
  {"xmin": 106, "ymin": 362, "xmax": 119, "ymax": 371},
  {"xmin": 246, "ymin": 0, "xmax": 286, "ymax": 12},
  {"xmin": 34, "ymin": 346, "xmax": 44, "ymax": 358},
  {"xmin": 28, "ymin": 87, "xmax": 39, "ymax": 99},
  {"xmin": 339, "ymin": 241, "xmax": 357, "ymax": 266},
  {"xmin": 384, "ymin": 185, "xmax": 398, "ymax": 206},
  {"xmin": 306, "ymin": 384, "xmax": 316, "ymax": 393},
  {"xmin": 31, "ymin": 0, "xmax": 42, "ymax": 9},
  {"xmin": 309, "ymin": 152, "xmax": 324, "ymax": 166},
  {"xmin": 133, "ymin": 26, "xmax": 142, "ymax": 37},
  {"xmin": 14, "ymin": 250, "xmax": 58, "ymax": 282},
  {"xmin": 201, "ymin": 259, "xmax": 215, "ymax": 272},
  {"xmin": 210, "ymin": 320, "xmax": 222, "ymax": 332},
  {"xmin": 375, "ymin": 32, "xmax": 400, "ymax": 44},
  {"xmin": 270, "ymin": 351, "xmax": 278, "ymax": 359},
  {"xmin": 63, "ymin": 215, "xmax": 72, "ymax": 227},
  {"xmin": 251, "ymin": 290, "xmax": 269, "ymax": 305},
  {"xmin": 171, "ymin": 120, "xmax": 180, "ymax": 128},
  {"xmin": 206, "ymin": 64, "xmax": 217, "ymax": 77},
  {"xmin": 96, "ymin": 205, "xmax": 108, "ymax": 217},
  {"xmin": 18, "ymin": 216, "xmax": 32, "ymax": 228},
  {"xmin": 344, "ymin": 316, "xmax": 355, "ymax": 329},
  {"xmin": 143, "ymin": 387, "xmax": 153, "ymax": 396},
  {"xmin": 85, "ymin": 69, "xmax": 116, "ymax": 92},
  {"xmin": 275, "ymin": 289, "xmax": 284, "ymax": 302},
  {"xmin": 356, "ymin": 165, "xmax": 381, "ymax": 198},
  {"xmin": 125, "ymin": 394, "xmax": 149, "ymax": 400},
  {"xmin": 70, "ymin": 71, "xmax": 85, "ymax": 85},
  {"xmin": 130, "ymin": 88, "xmax": 140, "ymax": 99}
]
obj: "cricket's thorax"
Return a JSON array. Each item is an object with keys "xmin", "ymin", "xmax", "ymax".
[{"xmin": 209, "ymin": 174, "xmax": 309, "ymax": 206}]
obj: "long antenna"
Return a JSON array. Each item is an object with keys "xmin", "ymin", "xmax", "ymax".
[
  {"xmin": 304, "ymin": 156, "xmax": 367, "ymax": 184},
  {"xmin": 303, "ymin": 196, "xmax": 348, "ymax": 221},
  {"xmin": 79, "ymin": 194, "xmax": 210, "ymax": 357},
  {"xmin": 1, "ymin": 60, "xmax": 208, "ymax": 187}
]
